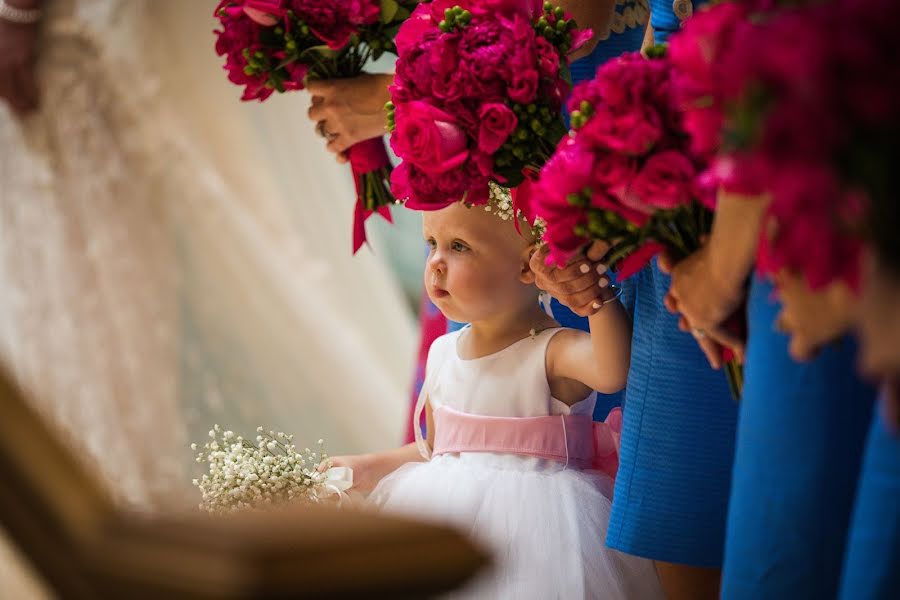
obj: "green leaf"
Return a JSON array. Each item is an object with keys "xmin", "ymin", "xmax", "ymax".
[
  {"xmin": 300, "ymin": 44, "xmax": 338, "ymax": 59},
  {"xmin": 381, "ymin": 0, "xmax": 400, "ymax": 23}
]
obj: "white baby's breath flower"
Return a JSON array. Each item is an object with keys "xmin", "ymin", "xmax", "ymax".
[{"xmin": 192, "ymin": 425, "xmax": 333, "ymax": 515}]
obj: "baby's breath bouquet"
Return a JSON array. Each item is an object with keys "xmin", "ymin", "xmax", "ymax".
[{"xmin": 193, "ymin": 425, "xmax": 352, "ymax": 514}]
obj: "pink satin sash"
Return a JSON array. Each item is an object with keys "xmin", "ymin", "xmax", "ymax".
[{"xmin": 430, "ymin": 405, "xmax": 622, "ymax": 481}]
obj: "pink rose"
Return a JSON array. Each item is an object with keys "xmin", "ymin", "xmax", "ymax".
[
  {"xmin": 580, "ymin": 105, "xmax": 663, "ymax": 156},
  {"xmin": 394, "ymin": 161, "xmax": 487, "ymax": 210},
  {"xmin": 508, "ymin": 70, "xmax": 539, "ymax": 104},
  {"xmin": 477, "ymin": 103, "xmax": 518, "ymax": 154},
  {"xmin": 627, "ymin": 151, "xmax": 697, "ymax": 211},
  {"xmin": 390, "ymin": 101, "xmax": 470, "ymax": 175},
  {"xmin": 592, "ymin": 153, "xmax": 637, "ymax": 203},
  {"xmin": 536, "ymin": 138, "xmax": 596, "ymax": 209},
  {"xmin": 394, "ymin": 3, "xmax": 440, "ymax": 54}
]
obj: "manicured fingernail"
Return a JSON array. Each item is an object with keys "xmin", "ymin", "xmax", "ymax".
[
  {"xmin": 598, "ymin": 277, "xmax": 610, "ymax": 288},
  {"xmin": 596, "ymin": 264, "xmax": 608, "ymax": 275},
  {"xmin": 579, "ymin": 263, "xmax": 590, "ymax": 274},
  {"xmin": 592, "ymin": 302, "xmax": 601, "ymax": 310}
]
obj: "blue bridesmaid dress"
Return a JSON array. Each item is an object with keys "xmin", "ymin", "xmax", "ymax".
[
  {"xmin": 839, "ymin": 406, "xmax": 900, "ymax": 600},
  {"xmin": 721, "ymin": 276, "xmax": 877, "ymax": 598},
  {"xmin": 604, "ymin": 0, "xmax": 740, "ymax": 568}
]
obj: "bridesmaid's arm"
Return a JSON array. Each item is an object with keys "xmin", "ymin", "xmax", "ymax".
[
  {"xmin": 659, "ymin": 191, "xmax": 769, "ymax": 366},
  {"xmin": 559, "ymin": 0, "xmax": 617, "ymax": 60}
]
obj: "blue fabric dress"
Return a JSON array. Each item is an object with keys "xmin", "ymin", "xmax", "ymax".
[
  {"xmin": 452, "ymin": 1, "xmax": 647, "ymax": 422},
  {"xmin": 604, "ymin": 0, "xmax": 740, "ymax": 568},
  {"xmin": 839, "ymin": 407, "xmax": 900, "ymax": 600},
  {"xmin": 721, "ymin": 275, "xmax": 877, "ymax": 598}
]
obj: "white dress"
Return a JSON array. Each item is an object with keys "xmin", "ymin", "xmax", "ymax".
[{"xmin": 370, "ymin": 328, "xmax": 664, "ymax": 599}]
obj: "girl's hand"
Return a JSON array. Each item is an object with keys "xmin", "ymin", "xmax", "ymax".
[
  {"xmin": 660, "ymin": 243, "xmax": 748, "ymax": 367},
  {"xmin": 530, "ymin": 242, "xmax": 613, "ymax": 317},
  {"xmin": 0, "ymin": 17, "xmax": 40, "ymax": 115},
  {"xmin": 773, "ymin": 271, "xmax": 857, "ymax": 362},
  {"xmin": 318, "ymin": 453, "xmax": 382, "ymax": 495},
  {"xmin": 306, "ymin": 73, "xmax": 394, "ymax": 163}
]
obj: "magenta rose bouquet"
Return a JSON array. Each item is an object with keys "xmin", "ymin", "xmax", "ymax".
[
  {"xmin": 671, "ymin": 0, "xmax": 900, "ymax": 291},
  {"xmin": 213, "ymin": 0, "xmax": 421, "ymax": 252},
  {"xmin": 386, "ymin": 0, "xmax": 592, "ymax": 223},
  {"xmin": 535, "ymin": 51, "xmax": 714, "ymax": 275},
  {"xmin": 535, "ymin": 49, "xmax": 743, "ymax": 398}
]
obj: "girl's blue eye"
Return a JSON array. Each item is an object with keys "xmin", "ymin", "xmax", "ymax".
[
  {"xmin": 451, "ymin": 241, "xmax": 468, "ymax": 252},
  {"xmin": 426, "ymin": 238, "xmax": 437, "ymax": 249}
]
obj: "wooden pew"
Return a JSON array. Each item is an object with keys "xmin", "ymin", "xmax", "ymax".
[{"xmin": 0, "ymin": 367, "xmax": 487, "ymax": 598}]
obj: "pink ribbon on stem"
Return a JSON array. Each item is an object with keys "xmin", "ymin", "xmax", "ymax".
[{"xmin": 348, "ymin": 137, "xmax": 394, "ymax": 253}]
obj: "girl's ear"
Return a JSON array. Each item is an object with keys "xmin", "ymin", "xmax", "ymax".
[{"xmin": 519, "ymin": 243, "xmax": 539, "ymax": 285}]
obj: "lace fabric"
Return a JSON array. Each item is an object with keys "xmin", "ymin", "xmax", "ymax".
[{"xmin": 0, "ymin": 0, "xmax": 415, "ymax": 521}]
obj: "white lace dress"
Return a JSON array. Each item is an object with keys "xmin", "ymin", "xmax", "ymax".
[{"xmin": 370, "ymin": 328, "xmax": 664, "ymax": 599}]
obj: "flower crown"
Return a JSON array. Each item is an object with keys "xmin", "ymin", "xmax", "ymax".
[{"xmin": 483, "ymin": 181, "xmax": 546, "ymax": 241}]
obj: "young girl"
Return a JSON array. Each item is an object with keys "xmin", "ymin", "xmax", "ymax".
[{"xmin": 328, "ymin": 196, "xmax": 663, "ymax": 599}]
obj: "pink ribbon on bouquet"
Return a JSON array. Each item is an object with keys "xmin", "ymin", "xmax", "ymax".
[{"xmin": 349, "ymin": 137, "xmax": 394, "ymax": 253}]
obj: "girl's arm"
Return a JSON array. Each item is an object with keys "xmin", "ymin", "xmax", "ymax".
[
  {"xmin": 546, "ymin": 297, "xmax": 632, "ymax": 396},
  {"xmin": 325, "ymin": 400, "xmax": 435, "ymax": 494}
]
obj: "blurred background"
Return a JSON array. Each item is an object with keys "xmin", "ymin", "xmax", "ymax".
[{"xmin": 0, "ymin": 1, "xmax": 425, "ymax": 592}]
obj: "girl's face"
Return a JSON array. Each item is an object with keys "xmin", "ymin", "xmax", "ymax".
[{"xmin": 422, "ymin": 202, "xmax": 535, "ymax": 324}]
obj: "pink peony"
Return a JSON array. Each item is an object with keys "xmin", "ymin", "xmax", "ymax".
[
  {"xmin": 390, "ymin": 102, "xmax": 469, "ymax": 175},
  {"xmin": 477, "ymin": 103, "xmax": 518, "ymax": 154}
]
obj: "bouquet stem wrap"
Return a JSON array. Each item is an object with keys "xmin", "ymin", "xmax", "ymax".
[{"xmin": 348, "ymin": 137, "xmax": 394, "ymax": 253}]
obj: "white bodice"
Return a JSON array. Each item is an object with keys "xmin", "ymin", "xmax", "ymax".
[{"xmin": 425, "ymin": 327, "xmax": 596, "ymax": 419}]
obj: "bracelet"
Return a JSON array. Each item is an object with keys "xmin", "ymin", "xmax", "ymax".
[
  {"xmin": 0, "ymin": 0, "xmax": 42, "ymax": 24},
  {"xmin": 591, "ymin": 284, "xmax": 623, "ymax": 310}
]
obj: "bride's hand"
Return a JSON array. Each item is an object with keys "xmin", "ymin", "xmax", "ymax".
[
  {"xmin": 530, "ymin": 241, "xmax": 613, "ymax": 317},
  {"xmin": 0, "ymin": 15, "xmax": 40, "ymax": 115},
  {"xmin": 319, "ymin": 453, "xmax": 381, "ymax": 494},
  {"xmin": 306, "ymin": 73, "xmax": 394, "ymax": 163}
]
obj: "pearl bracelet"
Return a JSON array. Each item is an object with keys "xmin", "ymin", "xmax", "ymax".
[{"xmin": 0, "ymin": 0, "xmax": 42, "ymax": 24}]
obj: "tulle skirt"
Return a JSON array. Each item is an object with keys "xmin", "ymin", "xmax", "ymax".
[{"xmin": 370, "ymin": 453, "xmax": 664, "ymax": 599}]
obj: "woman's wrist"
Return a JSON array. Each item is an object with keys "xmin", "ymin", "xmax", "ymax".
[{"xmin": 707, "ymin": 190, "xmax": 770, "ymax": 295}]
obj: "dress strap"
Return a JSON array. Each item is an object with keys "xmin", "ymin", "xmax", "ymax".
[
  {"xmin": 431, "ymin": 405, "xmax": 623, "ymax": 480},
  {"xmin": 412, "ymin": 333, "xmax": 454, "ymax": 460}
]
